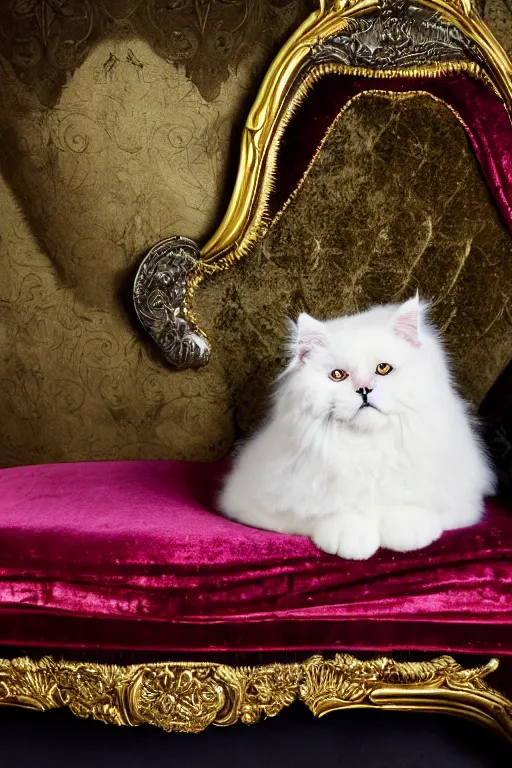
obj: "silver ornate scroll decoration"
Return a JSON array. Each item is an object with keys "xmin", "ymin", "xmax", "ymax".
[
  {"xmin": 133, "ymin": 237, "xmax": 210, "ymax": 368},
  {"xmin": 316, "ymin": 0, "xmax": 485, "ymax": 70}
]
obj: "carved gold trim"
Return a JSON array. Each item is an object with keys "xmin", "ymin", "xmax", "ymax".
[
  {"xmin": 129, "ymin": 0, "xmax": 512, "ymax": 365},
  {"xmin": 1, "ymin": 654, "xmax": 511, "ymax": 738},
  {"xmin": 175, "ymin": 0, "xmax": 512, "ymax": 354},
  {"xmin": 183, "ymin": 74, "xmax": 494, "ymax": 340},
  {"xmin": 198, "ymin": 0, "xmax": 512, "ymax": 266},
  {"xmin": 200, "ymin": 61, "xmax": 489, "ymax": 268},
  {"xmin": 247, "ymin": 89, "xmax": 476, "ymax": 258}
]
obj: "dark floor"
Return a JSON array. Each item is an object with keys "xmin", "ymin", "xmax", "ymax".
[{"xmin": 0, "ymin": 703, "xmax": 510, "ymax": 768}]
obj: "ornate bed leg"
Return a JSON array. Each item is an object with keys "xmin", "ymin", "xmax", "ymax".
[{"xmin": 300, "ymin": 655, "xmax": 512, "ymax": 741}]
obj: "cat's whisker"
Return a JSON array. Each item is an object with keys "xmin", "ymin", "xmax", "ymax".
[
  {"xmin": 395, "ymin": 413, "xmax": 405, "ymax": 449},
  {"xmin": 394, "ymin": 398, "xmax": 420, "ymax": 419}
]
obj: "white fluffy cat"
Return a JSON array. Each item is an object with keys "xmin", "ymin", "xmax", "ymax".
[{"xmin": 218, "ymin": 296, "xmax": 496, "ymax": 560}]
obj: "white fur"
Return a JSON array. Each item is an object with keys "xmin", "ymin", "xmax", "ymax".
[{"xmin": 218, "ymin": 297, "xmax": 496, "ymax": 560}]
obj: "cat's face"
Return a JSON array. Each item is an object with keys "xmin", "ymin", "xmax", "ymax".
[{"xmin": 286, "ymin": 297, "xmax": 437, "ymax": 433}]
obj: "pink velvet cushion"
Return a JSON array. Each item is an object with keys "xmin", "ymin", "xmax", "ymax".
[{"xmin": 0, "ymin": 460, "xmax": 511, "ymax": 654}]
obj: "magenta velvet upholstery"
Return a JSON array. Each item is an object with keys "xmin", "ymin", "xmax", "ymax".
[{"xmin": 0, "ymin": 460, "xmax": 511, "ymax": 654}]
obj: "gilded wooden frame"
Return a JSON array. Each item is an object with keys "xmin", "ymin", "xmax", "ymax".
[
  {"xmin": 1, "ymin": 654, "xmax": 512, "ymax": 738},
  {"xmin": 3, "ymin": 0, "xmax": 512, "ymax": 742},
  {"xmin": 198, "ymin": 0, "xmax": 512, "ymax": 268},
  {"xmin": 132, "ymin": 0, "xmax": 512, "ymax": 367}
]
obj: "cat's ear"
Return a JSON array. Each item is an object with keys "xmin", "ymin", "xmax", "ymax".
[
  {"xmin": 391, "ymin": 294, "xmax": 423, "ymax": 347},
  {"xmin": 294, "ymin": 313, "xmax": 327, "ymax": 360}
]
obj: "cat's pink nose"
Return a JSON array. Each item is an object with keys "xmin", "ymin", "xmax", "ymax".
[{"xmin": 353, "ymin": 379, "xmax": 374, "ymax": 392}]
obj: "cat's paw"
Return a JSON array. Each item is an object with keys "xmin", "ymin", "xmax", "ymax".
[
  {"xmin": 379, "ymin": 506, "xmax": 442, "ymax": 552},
  {"xmin": 312, "ymin": 514, "xmax": 380, "ymax": 560}
]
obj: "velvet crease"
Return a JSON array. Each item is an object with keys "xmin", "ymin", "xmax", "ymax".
[
  {"xmin": 0, "ymin": 460, "xmax": 511, "ymax": 654},
  {"xmin": 273, "ymin": 73, "xmax": 512, "ymax": 234}
]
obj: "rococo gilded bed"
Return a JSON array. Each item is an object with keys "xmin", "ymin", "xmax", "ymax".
[{"xmin": 0, "ymin": 0, "xmax": 512, "ymax": 749}]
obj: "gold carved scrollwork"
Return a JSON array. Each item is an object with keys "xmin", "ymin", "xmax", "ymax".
[
  {"xmin": 299, "ymin": 654, "xmax": 512, "ymax": 740},
  {"xmin": 131, "ymin": 664, "xmax": 227, "ymax": 732},
  {"xmin": 199, "ymin": 0, "xmax": 512, "ymax": 266},
  {"xmin": 0, "ymin": 657, "xmax": 60, "ymax": 712},
  {"xmin": 1, "ymin": 654, "xmax": 511, "ymax": 739},
  {"xmin": 142, "ymin": 0, "xmax": 510, "ymax": 368},
  {"xmin": 130, "ymin": 0, "xmax": 512, "ymax": 367}
]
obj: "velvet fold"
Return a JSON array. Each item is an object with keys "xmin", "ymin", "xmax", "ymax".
[{"xmin": 0, "ymin": 460, "xmax": 511, "ymax": 653}]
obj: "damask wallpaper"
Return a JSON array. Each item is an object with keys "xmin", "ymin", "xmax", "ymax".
[
  {"xmin": 0, "ymin": 1, "xmax": 511, "ymax": 467},
  {"xmin": 0, "ymin": 1, "xmax": 313, "ymax": 466}
]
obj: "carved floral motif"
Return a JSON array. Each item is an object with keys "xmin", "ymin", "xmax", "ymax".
[
  {"xmin": 318, "ymin": 1, "xmax": 485, "ymax": 70},
  {"xmin": 1, "ymin": 654, "xmax": 511, "ymax": 738}
]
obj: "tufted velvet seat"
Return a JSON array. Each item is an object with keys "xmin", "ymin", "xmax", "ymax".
[{"xmin": 1, "ymin": 459, "xmax": 511, "ymax": 655}]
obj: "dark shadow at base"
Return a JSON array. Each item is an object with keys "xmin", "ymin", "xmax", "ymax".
[{"xmin": 0, "ymin": 703, "xmax": 509, "ymax": 768}]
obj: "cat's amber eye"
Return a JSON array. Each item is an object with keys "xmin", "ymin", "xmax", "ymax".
[
  {"xmin": 376, "ymin": 363, "xmax": 393, "ymax": 376},
  {"xmin": 329, "ymin": 369, "xmax": 348, "ymax": 382}
]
